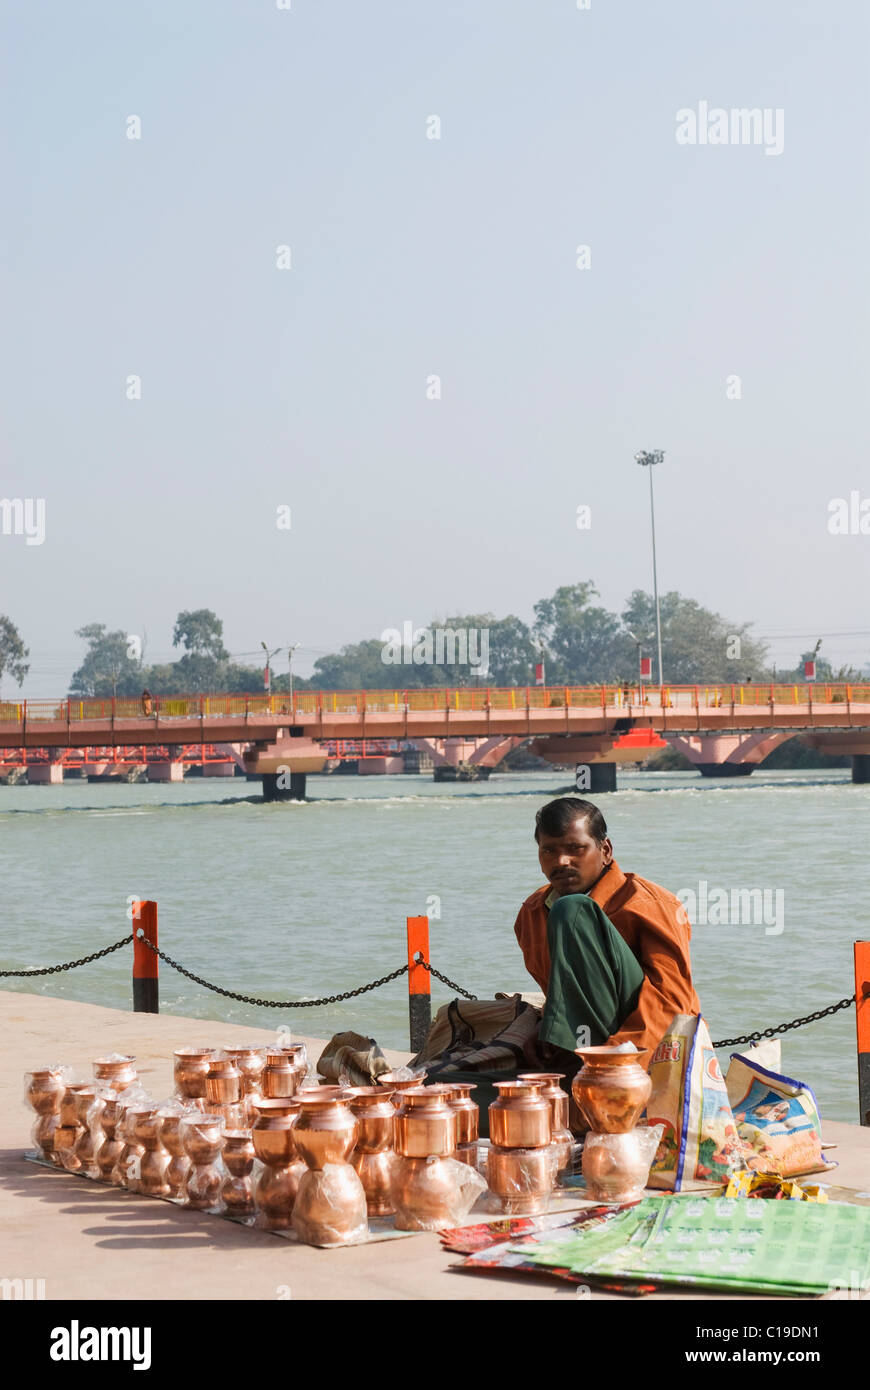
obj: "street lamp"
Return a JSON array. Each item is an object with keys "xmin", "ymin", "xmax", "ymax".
[
  {"xmin": 634, "ymin": 450, "xmax": 665, "ymax": 686},
  {"xmin": 625, "ymin": 628, "xmax": 652, "ymax": 693},
  {"xmin": 287, "ymin": 643, "xmax": 301, "ymax": 698},
  {"xmin": 260, "ymin": 641, "xmax": 282, "ymax": 694}
]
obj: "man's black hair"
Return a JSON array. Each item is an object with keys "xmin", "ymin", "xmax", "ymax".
[{"xmin": 534, "ymin": 797, "xmax": 608, "ymax": 845}]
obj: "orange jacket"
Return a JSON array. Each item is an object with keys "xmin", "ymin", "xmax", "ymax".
[{"xmin": 513, "ymin": 860, "xmax": 700, "ymax": 1054}]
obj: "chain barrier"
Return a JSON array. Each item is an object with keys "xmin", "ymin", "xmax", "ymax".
[
  {"xmin": 415, "ymin": 955, "xmax": 478, "ymax": 1001},
  {"xmin": 136, "ymin": 933, "xmax": 411, "ymax": 1008},
  {"xmin": 0, "ymin": 932, "xmax": 133, "ymax": 977},
  {"xmin": 1, "ymin": 932, "xmax": 856, "ymax": 1037},
  {"xmin": 711, "ymin": 996, "xmax": 855, "ymax": 1049}
]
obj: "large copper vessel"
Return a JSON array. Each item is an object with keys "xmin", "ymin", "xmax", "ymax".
[
  {"xmin": 137, "ymin": 1111, "xmax": 171, "ymax": 1198},
  {"xmin": 114, "ymin": 1106, "xmax": 149, "ymax": 1191},
  {"xmin": 293, "ymin": 1092, "xmax": 358, "ymax": 1168},
  {"xmin": 72, "ymin": 1087, "xmax": 99, "ymax": 1176},
  {"xmin": 393, "ymin": 1086, "xmax": 456, "ymax": 1158},
  {"xmin": 173, "ymin": 1048, "xmax": 215, "ymax": 1101},
  {"xmin": 251, "ymin": 1098, "xmax": 305, "ymax": 1230},
  {"xmin": 571, "ymin": 1047, "xmax": 652, "ymax": 1133},
  {"xmin": 581, "ymin": 1127, "xmax": 661, "ymax": 1203},
  {"xmin": 222, "ymin": 1131, "xmax": 256, "ymax": 1218},
  {"xmin": 55, "ymin": 1083, "xmax": 95, "ymax": 1172},
  {"xmin": 489, "ymin": 1081, "xmax": 551, "ymax": 1149},
  {"xmin": 160, "ymin": 1112, "xmax": 190, "ymax": 1197},
  {"xmin": 95, "ymin": 1093, "xmax": 124, "ymax": 1183},
  {"xmin": 205, "ymin": 1057, "xmax": 242, "ymax": 1105},
  {"xmin": 25, "ymin": 1068, "xmax": 66, "ymax": 1164},
  {"xmin": 392, "ymin": 1155, "xmax": 486, "ymax": 1231},
  {"xmin": 486, "ymin": 1144, "xmax": 556, "ymax": 1215},
  {"xmin": 292, "ymin": 1164, "xmax": 369, "ymax": 1247},
  {"xmin": 349, "ymin": 1087, "xmax": 396, "ymax": 1217},
  {"xmin": 180, "ymin": 1113, "xmax": 225, "ymax": 1210},
  {"xmin": 518, "ymin": 1071, "xmax": 573, "ymax": 1179},
  {"xmin": 93, "ymin": 1056, "xmax": 138, "ymax": 1092}
]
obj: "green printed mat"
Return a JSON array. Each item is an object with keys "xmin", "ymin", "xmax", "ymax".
[{"xmin": 513, "ymin": 1196, "xmax": 870, "ymax": 1297}]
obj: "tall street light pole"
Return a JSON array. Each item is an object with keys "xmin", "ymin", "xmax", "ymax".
[
  {"xmin": 287, "ymin": 643, "xmax": 301, "ymax": 699},
  {"xmin": 260, "ymin": 640, "xmax": 282, "ymax": 694},
  {"xmin": 634, "ymin": 450, "xmax": 665, "ymax": 686}
]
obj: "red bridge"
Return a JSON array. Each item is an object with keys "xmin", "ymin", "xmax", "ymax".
[{"xmin": 2, "ymin": 683, "xmax": 869, "ymax": 795}]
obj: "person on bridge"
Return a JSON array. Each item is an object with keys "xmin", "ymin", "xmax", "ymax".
[
  {"xmin": 140, "ymin": 689, "xmax": 154, "ymax": 716},
  {"xmin": 514, "ymin": 796, "xmax": 700, "ymax": 1070}
]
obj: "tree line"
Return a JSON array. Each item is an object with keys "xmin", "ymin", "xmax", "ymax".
[{"xmin": 0, "ymin": 584, "xmax": 863, "ymax": 698}]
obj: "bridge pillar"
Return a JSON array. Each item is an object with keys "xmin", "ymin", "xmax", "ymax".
[
  {"xmin": 586, "ymin": 762, "xmax": 617, "ymax": 793},
  {"xmin": 262, "ymin": 771, "xmax": 307, "ymax": 801},
  {"xmin": 27, "ymin": 760, "xmax": 64, "ymax": 785},
  {"xmin": 853, "ymin": 755, "xmax": 870, "ymax": 784},
  {"xmin": 202, "ymin": 762, "xmax": 235, "ymax": 778},
  {"xmin": 147, "ymin": 761, "xmax": 185, "ymax": 782}
]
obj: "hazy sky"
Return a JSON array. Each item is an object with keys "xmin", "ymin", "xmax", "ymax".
[{"xmin": 2, "ymin": 0, "xmax": 868, "ymax": 694}]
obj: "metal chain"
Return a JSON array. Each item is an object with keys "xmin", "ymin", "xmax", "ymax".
[
  {"xmin": 0, "ymin": 932, "xmax": 133, "ymax": 977},
  {"xmin": 136, "ymin": 932, "xmax": 410, "ymax": 1008},
  {"xmin": 712, "ymin": 996, "xmax": 855, "ymax": 1049},
  {"xmin": 415, "ymin": 955, "xmax": 478, "ymax": 1001}
]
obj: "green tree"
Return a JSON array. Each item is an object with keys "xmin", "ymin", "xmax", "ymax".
[
  {"xmin": 620, "ymin": 591, "xmax": 768, "ymax": 684},
  {"xmin": 533, "ymin": 583, "xmax": 633, "ymax": 684},
  {"xmin": 0, "ymin": 615, "xmax": 30, "ymax": 690},
  {"xmin": 309, "ymin": 639, "xmax": 398, "ymax": 689},
  {"xmin": 69, "ymin": 624, "xmax": 143, "ymax": 698},
  {"xmin": 172, "ymin": 609, "xmax": 228, "ymax": 661}
]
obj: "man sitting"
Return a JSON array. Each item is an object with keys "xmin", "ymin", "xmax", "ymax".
[{"xmin": 515, "ymin": 796, "xmax": 700, "ymax": 1070}]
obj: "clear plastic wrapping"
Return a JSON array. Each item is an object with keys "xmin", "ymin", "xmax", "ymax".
[
  {"xmin": 581, "ymin": 1124, "xmax": 663, "ymax": 1203},
  {"xmin": 392, "ymin": 1154, "xmax": 487, "ymax": 1232},
  {"xmin": 292, "ymin": 1163, "xmax": 369, "ymax": 1246},
  {"xmin": 485, "ymin": 1144, "xmax": 558, "ymax": 1214}
]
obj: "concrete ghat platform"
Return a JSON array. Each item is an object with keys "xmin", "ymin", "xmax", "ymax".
[{"xmin": 2, "ymin": 991, "xmax": 868, "ymax": 1302}]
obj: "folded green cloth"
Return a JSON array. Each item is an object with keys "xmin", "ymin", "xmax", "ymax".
[{"xmin": 515, "ymin": 1195, "xmax": 870, "ymax": 1297}]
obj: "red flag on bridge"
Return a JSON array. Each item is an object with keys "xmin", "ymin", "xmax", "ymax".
[
  {"xmin": 639, "ymin": 656, "xmax": 652, "ymax": 680},
  {"xmin": 804, "ymin": 660, "xmax": 816, "ymax": 681},
  {"xmin": 534, "ymin": 662, "xmax": 545, "ymax": 686}
]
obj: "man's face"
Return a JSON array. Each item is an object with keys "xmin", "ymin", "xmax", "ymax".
[{"xmin": 537, "ymin": 815, "xmax": 612, "ymax": 897}]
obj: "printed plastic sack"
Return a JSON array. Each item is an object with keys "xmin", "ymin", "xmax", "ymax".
[
  {"xmin": 725, "ymin": 1049, "xmax": 836, "ymax": 1178},
  {"xmin": 645, "ymin": 1014, "xmax": 747, "ymax": 1191}
]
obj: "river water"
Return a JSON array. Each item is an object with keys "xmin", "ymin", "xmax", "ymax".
[{"xmin": 1, "ymin": 768, "xmax": 865, "ymax": 1124}]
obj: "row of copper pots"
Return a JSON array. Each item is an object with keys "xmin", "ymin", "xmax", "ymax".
[{"xmin": 173, "ymin": 1045, "xmax": 307, "ymax": 1103}]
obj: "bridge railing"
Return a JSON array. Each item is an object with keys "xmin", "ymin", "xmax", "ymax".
[{"xmin": 4, "ymin": 683, "xmax": 870, "ymax": 724}]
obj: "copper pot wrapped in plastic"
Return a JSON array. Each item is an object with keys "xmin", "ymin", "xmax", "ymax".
[
  {"xmin": 95, "ymin": 1093, "xmax": 125, "ymax": 1183},
  {"xmin": 25, "ymin": 1068, "xmax": 67, "ymax": 1164},
  {"xmin": 223, "ymin": 1046, "xmax": 266, "ymax": 1099},
  {"xmin": 93, "ymin": 1055, "xmax": 138, "ymax": 1092},
  {"xmin": 55, "ymin": 1084, "xmax": 95, "ymax": 1172},
  {"xmin": 160, "ymin": 1112, "xmax": 191, "ymax": 1197},
  {"xmin": 251, "ymin": 1098, "xmax": 305, "ymax": 1229},
  {"xmin": 179, "ymin": 1112, "xmax": 225, "ymax": 1211},
  {"xmin": 571, "ymin": 1047, "xmax": 652, "ymax": 1134},
  {"xmin": 348, "ymin": 1088, "xmax": 396, "ymax": 1217},
  {"xmin": 581, "ymin": 1126, "xmax": 662, "ymax": 1204},
  {"xmin": 489, "ymin": 1081, "xmax": 551, "ymax": 1150},
  {"xmin": 486, "ymin": 1144, "xmax": 557, "ymax": 1215},
  {"xmin": 392, "ymin": 1154, "xmax": 487, "ymax": 1231},
  {"xmin": 72, "ymin": 1087, "xmax": 100, "ymax": 1177},
  {"xmin": 137, "ymin": 1110, "xmax": 171, "ymax": 1198},
  {"xmin": 222, "ymin": 1131, "xmax": 256, "ymax": 1218}
]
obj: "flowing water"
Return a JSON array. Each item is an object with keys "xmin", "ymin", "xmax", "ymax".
[{"xmin": 1, "ymin": 768, "xmax": 866, "ymax": 1124}]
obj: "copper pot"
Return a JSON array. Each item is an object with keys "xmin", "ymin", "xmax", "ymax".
[
  {"xmin": 486, "ymin": 1144, "xmax": 556, "ymax": 1214},
  {"xmin": 72, "ymin": 1088, "xmax": 99, "ymax": 1174},
  {"xmin": 25, "ymin": 1068, "xmax": 66, "ymax": 1116},
  {"xmin": 581, "ymin": 1126, "xmax": 661, "ymax": 1203},
  {"xmin": 31, "ymin": 1113, "xmax": 60, "ymax": 1164},
  {"xmin": 292, "ymin": 1165, "xmax": 368, "ymax": 1246},
  {"xmin": 173, "ymin": 1048, "xmax": 216, "ymax": 1100},
  {"xmin": 293, "ymin": 1093, "xmax": 357, "ymax": 1168},
  {"xmin": 273, "ymin": 1042, "xmax": 308, "ymax": 1068},
  {"xmin": 180, "ymin": 1113, "xmax": 225, "ymax": 1210},
  {"xmin": 379, "ymin": 1074, "xmax": 426, "ymax": 1109},
  {"xmin": 205, "ymin": 1057, "xmax": 242, "ymax": 1105},
  {"xmin": 518, "ymin": 1072, "xmax": 573, "ymax": 1178},
  {"xmin": 347, "ymin": 1087, "xmax": 395, "ymax": 1152},
  {"xmin": 571, "ymin": 1048, "xmax": 652, "ymax": 1133},
  {"xmin": 116, "ymin": 1106, "xmax": 154, "ymax": 1191},
  {"xmin": 445, "ymin": 1083, "xmax": 479, "ymax": 1145},
  {"xmin": 135, "ymin": 1112, "xmax": 170, "ymax": 1198},
  {"xmin": 252, "ymin": 1100, "xmax": 305, "ymax": 1228},
  {"xmin": 489, "ymin": 1081, "xmax": 551, "ymax": 1150},
  {"xmin": 221, "ymin": 1131, "xmax": 256, "ymax": 1217},
  {"xmin": 53, "ymin": 1124, "xmax": 83, "ymax": 1172},
  {"xmin": 223, "ymin": 1046, "xmax": 266, "ymax": 1097},
  {"xmin": 160, "ymin": 1113, "xmax": 190, "ymax": 1197},
  {"xmin": 351, "ymin": 1148, "xmax": 396, "ymax": 1217},
  {"xmin": 393, "ymin": 1086, "xmax": 456, "ymax": 1158},
  {"xmin": 59, "ymin": 1083, "xmax": 93, "ymax": 1128},
  {"xmin": 251, "ymin": 1098, "xmax": 300, "ymax": 1164},
  {"xmin": 392, "ymin": 1155, "xmax": 461, "ymax": 1231},
  {"xmin": 95, "ymin": 1094, "xmax": 124, "ymax": 1183},
  {"xmin": 262, "ymin": 1053, "xmax": 299, "ymax": 1099},
  {"xmin": 93, "ymin": 1056, "xmax": 138, "ymax": 1091}
]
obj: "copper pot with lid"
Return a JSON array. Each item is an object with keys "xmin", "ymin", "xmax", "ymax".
[
  {"xmin": 393, "ymin": 1086, "xmax": 456, "ymax": 1159},
  {"xmin": 489, "ymin": 1081, "xmax": 551, "ymax": 1150}
]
